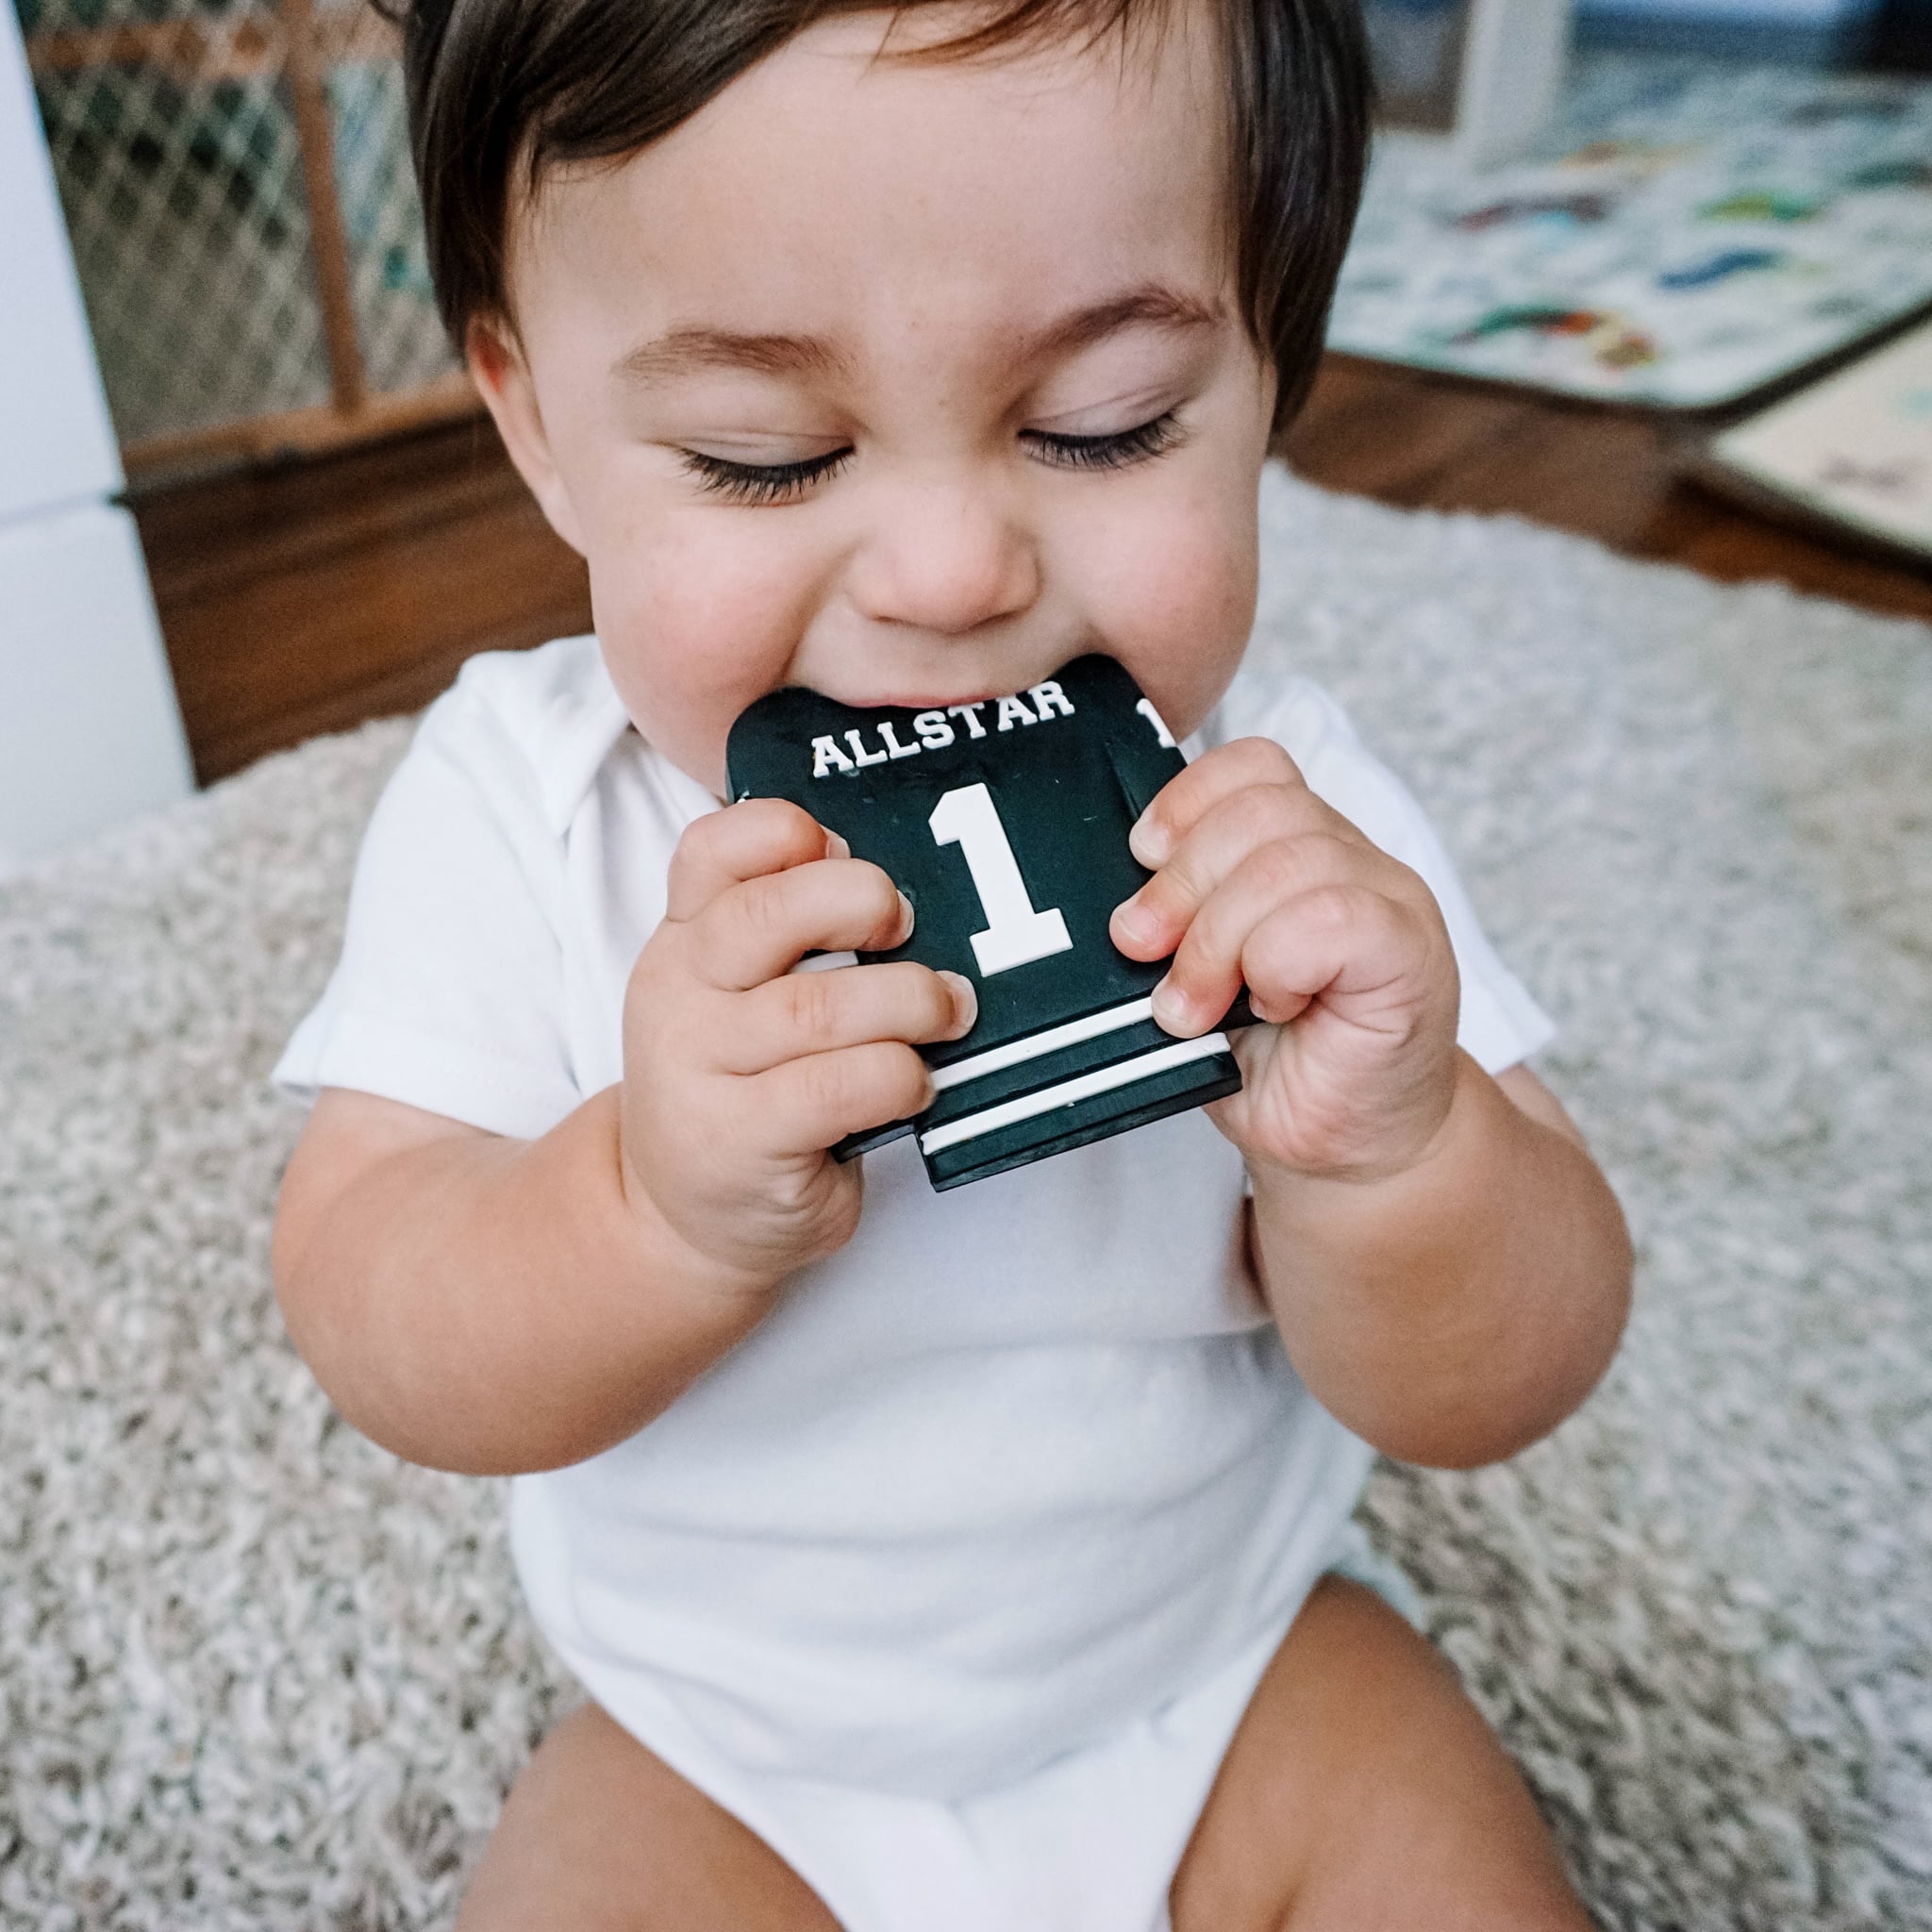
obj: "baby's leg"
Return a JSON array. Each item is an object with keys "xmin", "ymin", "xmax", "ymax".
[
  {"xmin": 457, "ymin": 1702, "xmax": 841, "ymax": 1931},
  {"xmin": 1171, "ymin": 1576, "xmax": 1592, "ymax": 1932}
]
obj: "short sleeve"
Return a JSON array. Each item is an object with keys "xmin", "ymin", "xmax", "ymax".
[
  {"xmin": 1211, "ymin": 675, "xmax": 1555, "ymax": 1076},
  {"xmin": 272, "ymin": 678, "xmax": 585, "ymax": 1140}
]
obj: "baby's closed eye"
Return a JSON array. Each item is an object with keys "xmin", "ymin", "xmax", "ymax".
[{"xmin": 676, "ymin": 409, "xmax": 1188, "ymax": 506}]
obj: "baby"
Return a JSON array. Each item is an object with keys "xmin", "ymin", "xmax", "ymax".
[{"xmin": 272, "ymin": 1, "xmax": 1634, "ymax": 1925}]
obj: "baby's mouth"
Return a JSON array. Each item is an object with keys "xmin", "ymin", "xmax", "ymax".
[
  {"xmin": 858, "ymin": 691, "xmax": 1001, "ymax": 712},
  {"xmin": 811, "ymin": 655, "xmax": 1106, "ymax": 716}
]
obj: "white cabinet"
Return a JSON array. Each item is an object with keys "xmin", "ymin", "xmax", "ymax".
[{"xmin": 0, "ymin": 2, "xmax": 192, "ymax": 870}]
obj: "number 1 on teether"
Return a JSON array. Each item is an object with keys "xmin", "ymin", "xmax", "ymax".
[{"xmin": 928, "ymin": 783, "xmax": 1073, "ymax": 976}]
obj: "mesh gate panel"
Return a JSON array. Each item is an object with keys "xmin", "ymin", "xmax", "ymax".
[
  {"xmin": 19, "ymin": 0, "xmax": 456, "ymax": 459},
  {"xmin": 327, "ymin": 39, "xmax": 447, "ymax": 400}
]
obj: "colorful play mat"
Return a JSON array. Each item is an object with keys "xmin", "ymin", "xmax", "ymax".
[{"xmin": 1329, "ymin": 54, "xmax": 1932, "ymax": 408}]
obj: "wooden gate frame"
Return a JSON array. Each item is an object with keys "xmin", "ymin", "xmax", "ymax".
[{"xmin": 25, "ymin": 2, "xmax": 479, "ymax": 477}]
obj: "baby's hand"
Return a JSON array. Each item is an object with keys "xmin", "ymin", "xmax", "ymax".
[
  {"xmin": 1108, "ymin": 739, "xmax": 1460, "ymax": 1183},
  {"xmin": 622, "ymin": 799, "xmax": 974, "ymax": 1291}
]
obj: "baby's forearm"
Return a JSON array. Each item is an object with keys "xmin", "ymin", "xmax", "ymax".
[
  {"xmin": 1246, "ymin": 1054, "xmax": 1632, "ymax": 1469},
  {"xmin": 275, "ymin": 1088, "xmax": 774, "ymax": 1475}
]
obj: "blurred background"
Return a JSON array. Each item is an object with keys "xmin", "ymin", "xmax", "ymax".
[{"xmin": 2, "ymin": 0, "xmax": 1929, "ymax": 864}]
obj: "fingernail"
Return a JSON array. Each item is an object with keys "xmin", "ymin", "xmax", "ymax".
[
  {"xmin": 1152, "ymin": 974, "xmax": 1195, "ymax": 1034},
  {"xmin": 894, "ymin": 891, "xmax": 915, "ymax": 942},
  {"xmin": 1128, "ymin": 812, "xmax": 1169, "ymax": 867},
  {"xmin": 1112, "ymin": 898, "xmax": 1156, "ymax": 947},
  {"xmin": 939, "ymin": 970, "xmax": 977, "ymax": 1037},
  {"xmin": 824, "ymin": 830, "xmax": 851, "ymax": 860}
]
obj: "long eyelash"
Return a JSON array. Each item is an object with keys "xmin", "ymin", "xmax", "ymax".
[
  {"xmin": 1024, "ymin": 410, "xmax": 1184, "ymax": 472},
  {"xmin": 680, "ymin": 447, "xmax": 853, "ymax": 505},
  {"xmin": 679, "ymin": 409, "xmax": 1182, "ymax": 502}
]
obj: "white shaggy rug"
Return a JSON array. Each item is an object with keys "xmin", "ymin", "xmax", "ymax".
[{"xmin": 3, "ymin": 466, "xmax": 1930, "ymax": 1928}]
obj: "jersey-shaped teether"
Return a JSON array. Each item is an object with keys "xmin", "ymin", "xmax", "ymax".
[{"xmin": 725, "ymin": 655, "xmax": 1247, "ymax": 1191}]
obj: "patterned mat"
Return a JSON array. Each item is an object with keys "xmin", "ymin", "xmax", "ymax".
[{"xmin": 1330, "ymin": 54, "xmax": 1932, "ymax": 408}]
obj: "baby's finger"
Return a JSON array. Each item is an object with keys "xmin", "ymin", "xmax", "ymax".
[
  {"xmin": 666, "ymin": 798, "xmax": 842, "ymax": 924},
  {"xmin": 721, "ymin": 962, "xmax": 976, "ymax": 1074},
  {"xmin": 694, "ymin": 856, "xmax": 912, "ymax": 991},
  {"xmin": 1147, "ymin": 833, "xmax": 1374, "ymax": 1026},
  {"xmin": 1113, "ymin": 781, "xmax": 1354, "ymax": 963},
  {"xmin": 1145, "ymin": 838, "xmax": 1345, "ymax": 1034},
  {"xmin": 1162, "ymin": 883, "xmax": 1425, "ymax": 1039},
  {"xmin": 1126, "ymin": 736, "xmax": 1310, "ymax": 871},
  {"xmin": 748, "ymin": 1041, "xmax": 936, "ymax": 1157}
]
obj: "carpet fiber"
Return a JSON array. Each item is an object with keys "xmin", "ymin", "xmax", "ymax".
[{"xmin": 4, "ymin": 468, "xmax": 1930, "ymax": 1928}]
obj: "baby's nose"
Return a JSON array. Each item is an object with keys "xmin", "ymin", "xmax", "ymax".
[{"xmin": 846, "ymin": 475, "xmax": 1041, "ymax": 637}]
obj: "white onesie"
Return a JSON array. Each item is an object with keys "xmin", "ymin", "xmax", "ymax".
[{"xmin": 274, "ymin": 635, "xmax": 1554, "ymax": 1931}]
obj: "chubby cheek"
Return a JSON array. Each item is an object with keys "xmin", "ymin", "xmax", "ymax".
[
  {"xmin": 1083, "ymin": 489, "xmax": 1258, "ymax": 740},
  {"xmin": 587, "ymin": 513, "xmax": 821, "ymax": 791}
]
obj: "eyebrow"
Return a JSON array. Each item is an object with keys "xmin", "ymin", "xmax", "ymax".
[
  {"xmin": 1020, "ymin": 285, "xmax": 1224, "ymax": 365},
  {"xmin": 611, "ymin": 284, "xmax": 1224, "ymax": 388},
  {"xmin": 615, "ymin": 327, "xmax": 847, "ymax": 387}
]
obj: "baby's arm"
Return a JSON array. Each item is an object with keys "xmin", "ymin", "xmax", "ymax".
[
  {"xmin": 273, "ymin": 799, "xmax": 972, "ymax": 1475},
  {"xmin": 1112, "ymin": 738, "xmax": 1632, "ymax": 1471},
  {"xmin": 1241, "ymin": 1055, "xmax": 1631, "ymax": 1469}
]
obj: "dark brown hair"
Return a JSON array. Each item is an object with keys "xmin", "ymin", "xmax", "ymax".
[{"xmin": 383, "ymin": 0, "xmax": 1370, "ymax": 426}]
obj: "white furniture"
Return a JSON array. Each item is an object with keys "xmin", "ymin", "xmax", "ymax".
[
  {"xmin": 0, "ymin": 2, "xmax": 192, "ymax": 872},
  {"xmin": 1457, "ymin": 0, "xmax": 1573, "ymax": 168}
]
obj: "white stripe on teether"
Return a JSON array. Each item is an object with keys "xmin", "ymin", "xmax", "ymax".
[
  {"xmin": 919, "ymin": 1033, "xmax": 1230, "ymax": 1156},
  {"xmin": 929, "ymin": 995, "xmax": 1158, "ymax": 1093}
]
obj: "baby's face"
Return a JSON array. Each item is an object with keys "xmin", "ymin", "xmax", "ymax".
[{"xmin": 478, "ymin": 4, "xmax": 1275, "ymax": 796}]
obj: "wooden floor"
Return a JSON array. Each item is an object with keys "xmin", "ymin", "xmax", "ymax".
[{"xmin": 132, "ymin": 354, "xmax": 1932, "ymax": 787}]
